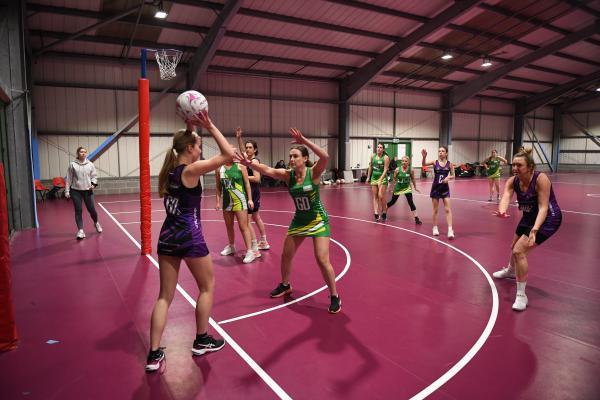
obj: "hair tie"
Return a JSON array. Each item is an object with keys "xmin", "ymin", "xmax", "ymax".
[{"xmin": 172, "ymin": 148, "xmax": 178, "ymax": 156}]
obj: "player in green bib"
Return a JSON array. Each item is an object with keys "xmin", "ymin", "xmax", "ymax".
[
  {"xmin": 215, "ymin": 161, "xmax": 257, "ymax": 264},
  {"xmin": 386, "ymin": 156, "xmax": 422, "ymax": 224},
  {"xmin": 366, "ymin": 143, "xmax": 390, "ymax": 222},
  {"xmin": 483, "ymin": 149, "xmax": 507, "ymax": 202},
  {"xmin": 235, "ymin": 127, "xmax": 341, "ymax": 314}
]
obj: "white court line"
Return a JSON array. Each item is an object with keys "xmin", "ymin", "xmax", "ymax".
[
  {"xmin": 243, "ymin": 209, "xmax": 499, "ymax": 400},
  {"xmin": 97, "ymin": 202, "xmax": 292, "ymax": 400}
]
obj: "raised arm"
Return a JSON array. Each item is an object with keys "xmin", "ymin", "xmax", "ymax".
[
  {"xmin": 236, "ymin": 127, "xmax": 261, "ymax": 183},
  {"xmin": 185, "ymin": 111, "xmax": 235, "ymax": 177},
  {"xmin": 235, "ymin": 153, "xmax": 289, "ymax": 182},
  {"xmin": 289, "ymin": 127, "xmax": 329, "ymax": 182},
  {"xmin": 421, "ymin": 149, "xmax": 434, "ymax": 167}
]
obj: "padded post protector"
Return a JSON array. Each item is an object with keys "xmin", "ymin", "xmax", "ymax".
[{"xmin": 0, "ymin": 163, "xmax": 18, "ymax": 351}]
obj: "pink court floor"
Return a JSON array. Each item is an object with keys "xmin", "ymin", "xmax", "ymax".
[{"xmin": 2, "ymin": 173, "xmax": 600, "ymax": 399}]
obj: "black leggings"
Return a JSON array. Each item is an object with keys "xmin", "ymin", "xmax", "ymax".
[
  {"xmin": 387, "ymin": 193, "xmax": 417, "ymax": 211},
  {"xmin": 71, "ymin": 189, "xmax": 98, "ymax": 229}
]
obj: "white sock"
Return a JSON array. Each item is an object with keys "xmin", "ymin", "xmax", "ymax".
[
  {"xmin": 516, "ymin": 281, "xmax": 527, "ymax": 294},
  {"xmin": 251, "ymin": 239, "xmax": 257, "ymax": 247},
  {"xmin": 260, "ymin": 235, "xmax": 267, "ymax": 241}
]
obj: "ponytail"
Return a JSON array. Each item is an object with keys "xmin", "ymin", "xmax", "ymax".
[{"xmin": 158, "ymin": 149, "xmax": 177, "ymax": 198}]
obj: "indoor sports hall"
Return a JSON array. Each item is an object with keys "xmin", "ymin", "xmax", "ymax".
[{"xmin": 1, "ymin": 1, "xmax": 599, "ymax": 399}]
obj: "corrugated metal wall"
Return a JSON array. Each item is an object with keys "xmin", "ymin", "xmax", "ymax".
[{"xmin": 561, "ymin": 98, "xmax": 600, "ymax": 165}]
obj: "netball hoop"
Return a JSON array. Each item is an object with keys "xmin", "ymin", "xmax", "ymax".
[{"xmin": 138, "ymin": 48, "xmax": 183, "ymax": 255}]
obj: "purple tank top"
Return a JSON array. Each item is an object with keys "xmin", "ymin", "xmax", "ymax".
[
  {"xmin": 430, "ymin": 160, "xmax": 451, "ymax": 198},
  {"xmin": 514, "ymin": 171, "xmax": 561, "ymax": 233},
  {"xmin": 162, "ymin": 164, "xmax": 203, "ymax": 228}
]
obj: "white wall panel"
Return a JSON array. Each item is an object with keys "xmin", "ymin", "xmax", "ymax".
[
  {"xmin": 271, "ymin": 80, "xmax": 337, "ymax": 100},
  {"xmin": 480, "ymin": 115, "xmax": 512, "ymax": 140},
  {"xmin": 272, "ymin": 101, "xmax": 336, "ymax": 136},
  {"xmin": 526, "ymin": 118, "xmax": 552, "ymax": 142},
  {"xmin": 349, "ymin": 139, "xmax": 375, "ymax": 170},
  {"xmin": 478, "ymin": 141, "xmax": 510, "ymax": 161},
  {"xmin": 198, "ymin": 96, "xmax": 271, "ymax": 136},
  {"xmin": 199, "ymin": 72, "xmax": 270, "ymax": 96},
  {"xmin": 453, "ymin": 112, "xmax": 479, "ymax": 139},
  {"xmin": 527, "ymin": 106, "xmax": 553, "ymax": 119},
  {"xmin": 456, "ymin": 98, "xmax": 480, "ymax": 113},
  {"xmin": 523, "ymin": 141, "xmax": 553, "ymax": 165},
  {"xmin": 452, "ymin": 141, "xmax": 478, "ymax": 164},
  {"xmin": 394, "ymin": 90, "xmax": 440, "ymax": 109},
  {"xmin": 562, "ymin": 116, "xmax": 581, "ymax": 137},
  {"xmin": 395, "ymin": 109, "xmax": 439, "ymax": 138},
  {"xmin": 481, "ymin": 99, "xmax": 513, "ymax": 114},
  {"xmin": 417, "ymin": 141, "xmax": 441, "ymax": 165},
  {"xmin": 352, "ymin": 89, "xmax": 395, "ymax": 106},
  {"xmin": 349, "ymin": 105, "xmax": 393, "ymax": 137}
]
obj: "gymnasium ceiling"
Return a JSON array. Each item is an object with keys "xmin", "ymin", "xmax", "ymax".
[{"xmin": 26, "ymin": 0, "xmax": 600, "ymax": 109}]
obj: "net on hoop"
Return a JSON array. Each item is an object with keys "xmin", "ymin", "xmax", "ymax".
[{"xmin": 155, "ymin": 49, "xmax": 183, "ymax": 80}]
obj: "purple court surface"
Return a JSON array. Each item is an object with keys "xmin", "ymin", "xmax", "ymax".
[{"xmin": 2, "ymin": 173, "xmax": 600, "ymax": 399}]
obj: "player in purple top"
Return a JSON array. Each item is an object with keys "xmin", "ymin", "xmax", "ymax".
[
  {"xmin": 492, "ymin": 148, "xmax": 562, "ymax": 311},
  {"xmin": 145, "ymin": 111, "xmax": 234, "ymax": 372},
  {"xmin": 422, "ymin": 146, "xmax": 455, "ymax": 238}
]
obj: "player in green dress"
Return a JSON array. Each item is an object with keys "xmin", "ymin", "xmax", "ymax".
[
  {"xmin": 215, "ymin": 160, "xmax": 257, "ymax": 264},
  {"xmin": 235, "ymin": 127, "xmax": 341, "ymax": 313},
  {"xmin": 483, "ymin": 149, "xmax": 508, "ymax": 202},
  {"xmin": 366, "ymin": 143, "xmax": 390, "ymax": 222},
  {"xmin": 386, "ymin": 156, "xmax": 422, "ymax": 224}
]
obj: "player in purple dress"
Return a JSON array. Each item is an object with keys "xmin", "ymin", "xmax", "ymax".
[
  {"xmin": 492, "ymin": 148, "xmax": 562, "ymax": 311},
  {"xmin": 422, "ymin": 147, "xmax": 455, "ymax": 238},
  {"xmin": 145, "ymin": 111, "xmax": 234, "ymax": 372}
]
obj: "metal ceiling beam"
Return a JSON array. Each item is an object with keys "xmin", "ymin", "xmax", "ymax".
[
  {"xmin": 33, "ymin": 4, "xmax": 143, "ymax": 57},
  {"xmin": 479, "ymin": 3, "xmax": 600, "ymax": 47},
  {"xmin": 560, "ymin": 91, "xmax": 599, "ymax": 109},
  {"xmin": 450, "ymin": 21, "xmax": 599, "ymax": 107},
  {"xmin": 187, "ymin": 0, "xmax": 242, "ymax": 89},
  {"xmin": 341, "ymin": 0, "xmax": 482, "ymax": 100},
  {"xmin": 523, "ymin": 69, "xmax": 600, "ymax": 113},
  {"xmin": 559, "ymin": 0, "xmax": 600, "ymax": 18}
]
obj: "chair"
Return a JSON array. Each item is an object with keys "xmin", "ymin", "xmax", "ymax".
[
  {"xmin": 52, "ymin": 177, "xmax": 66, "ymax": 198},
  {"xmin": 34, "ymin": 180, "xmax": 49, "ymax": 201},
  {"xmin": 420, "ymin": 165, "xmax": 431, "ymax": 178}
]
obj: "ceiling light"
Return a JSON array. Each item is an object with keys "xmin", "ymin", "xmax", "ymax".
[
  {"xmin": 154, "ymin": 1, "xmax": 168, "ymax": 19},
  {"xmin": 596, "ymin": 87, "xmax": 600, "ymax": 92},
  {"xmin": 441, "ymin": 50, "xmax": 453, "ymax": 60},
  {"xmin": 481, "ymin": 56, "xmax": 492, "ymax": 68}
]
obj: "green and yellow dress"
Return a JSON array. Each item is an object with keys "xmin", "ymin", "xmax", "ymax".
[
  {"xmin": 369, "ymin": 154, "xmax": 388, "ymax": 185},
  {"xmin": 220, "ymin": 163, "xmax": 248, "ymax": 211},
  {"xmin": 287, "ymin": 168, "xmax": 330, "ymax": 237}
]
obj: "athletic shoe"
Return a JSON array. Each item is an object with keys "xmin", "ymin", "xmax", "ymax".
[
  {"xmin": 493, "ymin": 267, "xmax": 516, "ymax": 279},
  {"xmin": 220, "ymin": 244, "xmax": 236, "ymax": 256},
  {"xmin": 243, "ymin": 250, "xmax": 256, "ymax": 264},
  {"xmin": 76, "ymin": 229, "xmax": 85, "ymax": 240},
  {"xmin": 488, "ymin": 197, "xmax": 492, "ymax": 202},
  {"xmin": 380, "ymin": 213, "xmax": 387, "ymax": 223},
  {"xmin": 415, "ymin": 217, "xmax": 422, "ymax": 225},
  {"xmin": 145, "ymin": 348, "xmax": 165, "ymax": 372},
  {"xmin": 257, "ymin": 240, "xmax": 270, "ymax": 250},
  {"xmin": 512, "ymin": 293, "xmax": 528, "ymax": 311},
  {"xmin": 253, "ymin": 249, "xmax": 262, "ymax": 258},
  {"xmin": 270, "ymin": 283, "xmax": 292, "ymax": 298},
  {"xmin": 328, "ymin": 295, "xmax": 342, "ymax": 314},
  {"xmin": 95, "ymin": 222, "xmax": 103, "ymax": 233},
  {"xmin": 192, "ymin": 335, "xmax": 225, "ymax": 356},
  {"xmin": 432, "ymin": 226, "xmax": 439, "ymax": 236},
  {"xmin": 448, "ymin": 228, "xmax": 455, "ymax": 239}
]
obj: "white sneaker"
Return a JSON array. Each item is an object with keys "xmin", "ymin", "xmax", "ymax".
[
  {"xmin": 448, "ymin": 228, "xmax": 455, "ymax": 239},
  {"xmin": 95, "ymin": 222, "xmax": 103, "ymax": 233},
  {"xmin": 76, "ymin": 229, "xmax": 85, "ymax": 240},
  {"xmin": 243, "ymin": 250, "xmax": 256, "ymax": 264},
  {"xmin": 512, "ymin": 293, "xmax": 528, "ymax": 311},
  {"xmin": 220, "ymin": 244, "xmax": 236, "ymax": 256},
  {"xmin": 432, "ymin": 226, "xmax": 440, "ymax": 236},
  {"xmin": 493, "ymin": 267, "xmax": 516, "ymax": 279},
  {"xmin": 257, "ymin": 240, "xmax": 270, "ymax": 250},
  {"xmin": 253, "ymin": 249, "xmax": 261, "ymax": 258}
]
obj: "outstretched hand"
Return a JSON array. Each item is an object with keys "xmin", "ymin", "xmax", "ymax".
[
  {"xmin": 235, "ymin": 127, "xmax": 242, "ymax": 138},
  {"xmin": 289, "ymin": 127, "xmax": 307, "ymax": 145},
  {"xmin": 233, "ymin": 149, "xmax": 252, "ymax": 167},
  {"xmin": 421, "ymin": 149, "xmax": 427, "ymax": 157},
  {"xmin": 191, "ymin": 110, "xmax": 212, "ymax": 129},
  {"xmin": 493, "ymin": 210, "xmax": 510, "ymax": 218}
]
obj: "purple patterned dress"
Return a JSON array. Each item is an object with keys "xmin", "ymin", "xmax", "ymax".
[
  {"xmin": 157, "ymin": 164, "xmax": 209, "ymax": 258},
  {"xmin": 430, "ymin": 160, "xmax": 451, "ymax": 199}
]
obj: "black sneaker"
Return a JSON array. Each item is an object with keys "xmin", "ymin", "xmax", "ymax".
[
  {"xmin": 192, "ymin": 335, "xmax": 225, "ymax": 356},
  {"xmin": 415, "ymin": 217, "xmax": 422, "ymax": 225},
  {"xmin": 270, "ymin": 283, "xmax": 292, "ymax": 298},
  {"xmin": 381, "ymin": 213, "xmax": 387, "ymax": 223},
  {"xmin": 145, "ymin": 348, "xmax": 165, "ymax": 372},
  {"xmin": 374, "ymin": 214, "xmax": 380, "ymax": 222},
  {"xmin": 329, "ymin": 295, "xmax": 341, "ymax": 313}
]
